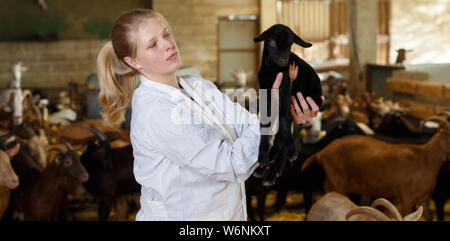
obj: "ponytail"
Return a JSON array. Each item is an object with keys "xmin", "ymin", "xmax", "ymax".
[{"xmin": 97, "ymin": 41, "xmax": 137, "ymax": 126}]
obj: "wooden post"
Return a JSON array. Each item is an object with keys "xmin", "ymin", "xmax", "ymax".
[{"xmin": 348, "ymin": 0, "xmax": 378, "ymax": 98}]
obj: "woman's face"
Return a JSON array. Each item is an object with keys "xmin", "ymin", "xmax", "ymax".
[{"xmin": 133, "ymin": 18, "xmax": 180, "ymax": 78}]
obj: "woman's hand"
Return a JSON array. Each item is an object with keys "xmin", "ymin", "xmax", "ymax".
[
  {"xmin": 257, "ymin": 64, "xmax": 324, "ymax": 124},
  {"xmin": 287, "ymin": 62, "xmax": 324, "ymax": 124},
  {"xmin": 291, "ymin": 93, "xmax": 324, "ymax": 125}
]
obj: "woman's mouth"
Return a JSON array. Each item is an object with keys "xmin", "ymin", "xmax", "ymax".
[{"xmin": 167, "ymin": 52, "xmax": 178, "ymax": 61}]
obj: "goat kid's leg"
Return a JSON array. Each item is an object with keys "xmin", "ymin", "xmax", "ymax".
[
  {"xmin": 258, "ymin": 128, "xmax": 272, "ymax": 167},
  {"xmin": 262, "ymin": 148, "xmax": 287, "ymax": 187}
]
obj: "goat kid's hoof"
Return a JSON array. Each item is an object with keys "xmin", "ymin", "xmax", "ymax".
[
  {"xmin": 253, "ymin": 166, "xmax": 269, "ymax": 178},
  {"xmin": 262, "ymin": 174, "xmax": 277, "ymax": 187}
]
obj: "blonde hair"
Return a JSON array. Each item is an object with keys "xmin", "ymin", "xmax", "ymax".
[{"xmin": 97, "ymin": 9, "xmax": 172, "ymax": 126}]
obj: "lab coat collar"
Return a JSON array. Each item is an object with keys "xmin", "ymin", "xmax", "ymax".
[
  {"xmin": 139, "ymin": 74, "xmax": 211, "ymax": 107},
  {"xmin": 139, "ymin": 74, "xmax": 186, "ymax": 102}
]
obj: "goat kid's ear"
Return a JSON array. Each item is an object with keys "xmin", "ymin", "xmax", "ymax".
[
  {"xmin": 294, "ymin": 34, "xmax": 313, "ymax": 48},
  {"xmin": 253, "ymin": 30, "xmax": 268, "ymax": 43}
]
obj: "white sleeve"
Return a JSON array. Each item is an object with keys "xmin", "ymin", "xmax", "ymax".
[
  {"xmin": 144, "ymin": 105, "xmax": 261, "ymax": 183},
  {"xmin": 199, "ymin": 77, "xmax": 258, "ymax": 138}
]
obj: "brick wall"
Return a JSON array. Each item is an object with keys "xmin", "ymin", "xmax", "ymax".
[
  {"xmin": 154, "ymin": 0, "xmax": 259, "ymax": 82},
  {"xmin": 0, "ymin": 40, "xmax": 105, "ymax": 91}
]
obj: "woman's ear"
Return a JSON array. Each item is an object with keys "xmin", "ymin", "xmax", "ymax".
[{"xmin": 124, "ymin": 56, "xmax": 143, "ymax": 70}]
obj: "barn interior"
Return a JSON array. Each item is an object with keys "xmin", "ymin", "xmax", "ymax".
[{"xmin": 0, "ymin": 0, "xmax": 449, "ymax": 221}]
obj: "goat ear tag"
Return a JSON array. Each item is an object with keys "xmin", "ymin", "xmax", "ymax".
[
  {"xmin": 55, "ymin": 157, "xmax": 60, "ymax": 166},
  {"xmin": 77, "ymin": 151, "xmax": 82, "ymax": 156},
  {"xmin": 300, "ymin": 129, "xmax": 307, "ymax": 136},
  {"xmin": 354, "ymin": 103, "xmax": 359, "ymax": 107},
  {"xmin": 51, "ymin": 125, "xmax": 58, "ymax": 131},
  {"xmin": 95, "ymin": 140, "xmax": 100, "ymax": 146}
]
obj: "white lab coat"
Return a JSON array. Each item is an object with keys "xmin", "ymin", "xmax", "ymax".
[{"xmin": 130, "ymin": 74, "xmax": 260, "ymax": 221}]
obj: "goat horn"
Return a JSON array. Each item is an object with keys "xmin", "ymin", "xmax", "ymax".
[
  {"xmin": 49, "ymin": 147, "xmax": 66, "ymax": 154},
  {"xmin": 345, "ymin": 207, "xmax": 391, "ymax": 221},
  {"xmin": 85, "ymin": 127, "xmax": 108, "ymax": 142},
  {"xmin": 422, "ymin": 116, "xmax": 450, "ymax": 131},
  {"xmin": 62, "ymin": 140, "xmax": 73, "ymax": 151},
  {"xmin": 437, "ymin": 111, "xmax": 450, "ymax": 119},
  {"xmin": 371, "ymin": 198, "xmax": 403, "ymax": 221}
]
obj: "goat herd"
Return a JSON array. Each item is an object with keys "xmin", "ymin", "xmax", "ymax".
[
  {"xmin": 246, "ymin": 78, "xmax": 450, "ymax": 221},
  {"xmin": 0, "ymin": 62, "xmax": 449, "ymax": 221},
  {"xmin": 0, "ymin": 62, "xmax": 139, "ymax": 221}
]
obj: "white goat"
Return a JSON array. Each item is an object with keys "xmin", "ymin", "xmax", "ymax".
[
  {"xmin": 301, "ymin": 112, "xmax": 326, "ymax": 143},
  {"xmin": 231, "ymin": 69, "xmax": 252, "ymax": 89},
  {"xmin": 48, "ymin": 91, "xmax": 77, "ymax": 125},
  {"xmin": 0, "ymin": 62, "xmax": 29, "ymax": 125}
]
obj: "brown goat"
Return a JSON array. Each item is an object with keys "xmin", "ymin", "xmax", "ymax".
[
  {"xmin": 0, "ymin": 144, "xmax": 20, "ymax": 219},
  {"xmin": 307, "ymin": 192, "xmax": 423, "ymax": 221},
  {"xmin": 18, "ymin": 142, "xmax": 89, "ymax": 220},
  {"xmin": 301, "ymin": 117, "xmax": 450, "ymax": 220},
  {"xmin": 47, "ymin": 119, "xmax": 130, "ymax": 145}
]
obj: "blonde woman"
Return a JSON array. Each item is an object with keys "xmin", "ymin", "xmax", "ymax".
[{"xmin": 97, "ymin": 9, "xmax": 320, "ymax": 221}]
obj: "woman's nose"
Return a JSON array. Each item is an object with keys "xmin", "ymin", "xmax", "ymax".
[{"xmin": 161, "ymin": 38, "xmax": 174, "ymax": 51}]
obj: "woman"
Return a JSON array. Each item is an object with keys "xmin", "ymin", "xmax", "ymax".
[{"xmin": 96, "ymin": 9, "xmax": 321, "ymax": 221}]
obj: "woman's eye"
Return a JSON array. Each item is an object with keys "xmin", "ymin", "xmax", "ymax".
[
  {"xmin": 149, "ymin": 42, "xmax": 157, "ymax": 48},
  {"xmin": 164, "ymin": 32, "xmax": 171, "ymax": 38}
]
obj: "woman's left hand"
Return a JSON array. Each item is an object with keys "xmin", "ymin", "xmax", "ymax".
[
  {"xmin": 259, "ymin": 63, "xmax": 324, "ymax": 124},
  {"xmin": 287, "ymin": 62, "xmax": 324, "ymax": 125},
  {"xmin": 291, "ymin": 93, "xmax": 324, "ymax": 125}
]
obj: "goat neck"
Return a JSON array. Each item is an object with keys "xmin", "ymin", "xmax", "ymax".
[{"xmin": 422, "ymin": 117, "xmax": 450, "ymax": 163}]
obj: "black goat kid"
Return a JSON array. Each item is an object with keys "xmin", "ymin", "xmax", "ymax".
[{"xmin": 253, "ymin": 24, "xmax": 322, "ymax": 186}]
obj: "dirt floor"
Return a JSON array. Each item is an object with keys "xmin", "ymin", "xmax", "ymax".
[{"xmin": 68, "ymin": 190, "xmax": 450, "ymax": 221}]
